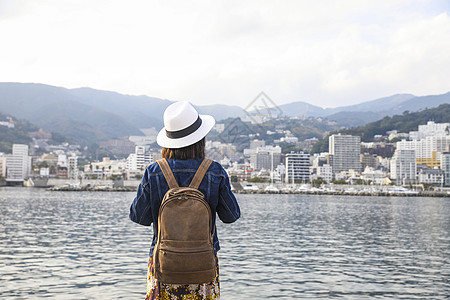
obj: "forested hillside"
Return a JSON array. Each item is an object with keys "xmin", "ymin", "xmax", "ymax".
[{"xmin": 311, "ymin": 104, "xmax": 450, "ymax": 153}]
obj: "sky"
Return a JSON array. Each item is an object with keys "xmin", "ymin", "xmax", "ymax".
[{"xmin": 0, "ymin": 0, "xmax": 449, "ymax": 108}]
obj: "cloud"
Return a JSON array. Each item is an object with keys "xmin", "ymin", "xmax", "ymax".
[{"xmin": 0, "ymin": 0, "xmax": 449, "ymax": 108}]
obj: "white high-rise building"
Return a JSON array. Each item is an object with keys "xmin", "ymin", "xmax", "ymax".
[
  {"xmin": 390, "ymin": 149, "xmax": 416, "ymax": 184},
  {"xmin": 410, "ymin": 121, "xmax": 450, "ymax": 140},
  {"xmin": 6, "ymin": 144, "xmax": 31, "ymax": 182},
  {"xmin": 441, "ymin": 152, "xmax": 450, "ymax": 186},
  {"xmin": 68, "ymin": 155, "xmax": 78, "ymax": 180},
  {"xmin": 127, "ymin": 146, "xmax": 153, "ymax": 171},
  {"xmin": 285, "ymin": 152, "xmax": 310, "ymax": 183},
  {"xmin": 329, "ymin": 134, "xmax": 361, "ymax": 174},
  {"xmin": 397, "ymin": 136, "xmax": 450, "ymax": 159},
  {"xmin": 0, "ymin": 153, "xmax": 6, "ymax": 178}
]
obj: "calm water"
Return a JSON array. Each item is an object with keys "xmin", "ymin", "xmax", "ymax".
[{"xmin": 1, "ymin": 187, "xmax": 449, "ymax": 299}]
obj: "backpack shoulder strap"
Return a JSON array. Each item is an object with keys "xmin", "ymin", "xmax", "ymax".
[
  {"xmin": 189, "ymin": 158, "xmax": 213, "ymax": 189},
  {"xmin": 156, "ymin": 159, "xmax": 179, "ymax": 189}
]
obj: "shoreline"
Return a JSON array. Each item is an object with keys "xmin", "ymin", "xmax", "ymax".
[
  {"xmin": 234, "ymin": 189, "xmax": 450, "ymax": 197},
  {"xmin": 24, "ymin": 185, "xmax": 450, "ymax": 197}
]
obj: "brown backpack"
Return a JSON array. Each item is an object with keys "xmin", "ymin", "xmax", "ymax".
[{"xmin": 153, "ymin": 158, "xmax": 216, "ymax": 284}]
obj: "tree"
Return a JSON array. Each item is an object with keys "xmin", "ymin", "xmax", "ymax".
[{"xmin": 248, "ymin": 177, "xmax": 266, "ymax": 183}]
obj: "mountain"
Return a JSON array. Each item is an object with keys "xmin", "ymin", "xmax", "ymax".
[
  {"xmin": 195, "ymin": 104, "xmax": 245, "ymax": 121},
  {"xmin": 1, "ymin": 82, "xmax": 449, "ymax": 145},
  {"xmin": 278, "ymin": 93, "xmax": 450, "ymax": 127},
  {"xmin": 0, "ymin": 83, "xmax": 143, "ymax": 144},
  {"xmin": 393, "ymin": 92, "xmax": 450, "ymax": 114},
  {"xmin": 274, "ymin": 101, "xmax": 325, "ymax": 118},
  {"xmin": 311, "ymin": 103, "xmax": 450, "ymax": 153},
  {"xmin": 0, "ymin": 113, "xmax": 36, "ymax": 153},
  {"xmin": 0, "ymin": 83, "xmax": 246, "ymax": 145},
  {"xmin": 69, "ymin": 87, "xmax": 170, "ymax": 129}
]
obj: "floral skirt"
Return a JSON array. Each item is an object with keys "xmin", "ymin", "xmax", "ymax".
[{"xmin": 145, "ymin": 255, "xmax": 220, "ymax": 300}]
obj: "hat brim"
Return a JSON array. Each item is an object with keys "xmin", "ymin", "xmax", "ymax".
[{"xmin": 157, "ymin": 114, "xmax": 215, "ymax": 149}]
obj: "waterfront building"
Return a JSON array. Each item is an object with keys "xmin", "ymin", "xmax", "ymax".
[
  {"xmin": 56, "ymin": 154, "xmax": 68, "ymax": 178},
  {"xmin": 390, "ymin": 149, "xmax": 416, "ymax": 184},
  {"xmin": 440, "ymin": 152, "xmax": 450, "ymax": 186},
  {"xmin": 68, "ymin": 155, "xmax": 78, "ymax": 180},
  {"xmin": 6, "ymin": 144, "xmax": 31, "ymax": 182},
  {"xmin": 226, "ymin": 163, "xmax": 254, "ymax": 182},
  {"xmin": 277, "ymin": 163, "xmax": 286, "ymax": 182},
  {"xmin": 361, "ymin": 167, "xmax": 386, "ymax": 185},
  {"xmin": 0, "ymin": 153, "xmax": 6, "ymax": 178},
  {"xmin": 329, "ymin": 134, "xmax": 361, "ymax": 174},
  {"xmin": 84, "ymin": 157, "xmax": 127, "ymax": 179},
  {"xmin": 417, "ymin": 167, "xmax": 444, "ymax": 185},
  {"xmin": 285, "ymin": 152, "xmax": 310, "ymax": 184},
  {"xmin": 316, "ymin": 164, "xmax": 333, "ymax": 183},
  {"xmin": 334, "ymin": 169, "xmax": 360, "ymax": 182}
]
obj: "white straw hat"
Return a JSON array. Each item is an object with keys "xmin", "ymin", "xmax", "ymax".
[{"xmin": 157, "ymin": 101, "xmax": 215, "ymax": 149}]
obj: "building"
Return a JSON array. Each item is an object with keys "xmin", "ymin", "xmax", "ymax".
[
  {"xmin": 360, "ymin": 153, "xmax": 379, "ymax": 170},
  {"xmin": 127, "ymin": 146, "xmax": 153, "ymax": 173},
  {"xmin": 0, "ymin": 153, "xmax": 6, "ymax": 178},
  {"xmin": 68, "ymin": 155, "xmax": 78, "ymax": 180},
  {"xmin": 417, "ymin": 167, "xmax": 444, "ymax": 185},
  {"xmin": 316, "ymin": 164, "xmax": 333, "ymax": 183},
  {"xmin": 397, "ymin": 136, "xmax": 450, "ymax": 168},
  {"xmin": 250, "ymin": 146, "xmax": 281, "ymax": 171},
  {"xmin": 361, "ymin": 167, "xmax": 387, "ymax": 185},
  {"xmin": 226, "ymin": 163, "xmax": 254, "ymax": 182},
  {"xmin": 84, "ymin": 157, "xmax": 128, "ymax": 179},
  {"xmin": 440, "ymin": 152, "xmax": 450, "ymax": 186},
  {"xmin": 361, "ymin": 142, "xmax": 395, "ymax": 158},
  {"xmin": 329, "ymin": 134, "xmax": 361, "ymax": 174},
  {"xmin": 410, "ymin": 121, "xmax": 450, "ymax": 140},
  {"xmin": 390, "ymin": 149, "xmax": 416, "ymax": 184},
  {"xmin": 6, "ymin": 144, "xmax": 31, "ymax": 182},
  {"xmin": 285, "ymin": 152, "xmax": 310, "ymax": 183}
]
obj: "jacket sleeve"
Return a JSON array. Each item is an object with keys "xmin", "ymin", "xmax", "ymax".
[
  {"xmin": 129, "ymin": 169, "xmax": 153, "ymax": 226},
  {"xmin": 216, "ymin": 167, "xmax": 241, "ymax": 223}
]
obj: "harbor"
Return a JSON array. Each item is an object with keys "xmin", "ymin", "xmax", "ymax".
[{"xmin": 14, "ymin": 177, "xmax": 450, "ymax": 197}]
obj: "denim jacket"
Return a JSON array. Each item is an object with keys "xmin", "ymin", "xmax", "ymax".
[{"xmin": 130, "ymin": 158, "xmax": 240, "ymax": 255}]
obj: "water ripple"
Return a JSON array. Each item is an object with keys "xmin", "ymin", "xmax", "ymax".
[{"xmin": 1, "ymin": 188, "xmax": 449, "ymax": 299}]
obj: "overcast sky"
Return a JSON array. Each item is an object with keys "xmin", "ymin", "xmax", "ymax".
[{"xmin": 0, "ymin": 0, "xmax": 449, "ymax": 108}]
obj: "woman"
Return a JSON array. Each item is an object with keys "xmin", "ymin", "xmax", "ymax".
[{"xmin": 130, "ymin": 101, "xmax": 240, "ymax": 300}]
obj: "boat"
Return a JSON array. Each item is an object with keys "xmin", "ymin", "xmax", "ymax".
[
  {"xmin": 243, "ymin": 184, "xmax": 259, "ymax": 191},
  {"xmin": 264, "ymin": 185, "xmax": 279, "ymax": 192}
]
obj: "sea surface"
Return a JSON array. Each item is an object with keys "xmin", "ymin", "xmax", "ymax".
[{"xmin": 1, "ymin": 187, "xmax": 449, "ymax": 299}]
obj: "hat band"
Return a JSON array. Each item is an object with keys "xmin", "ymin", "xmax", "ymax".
[{"xmin": 166, "ymin": 116, "xmax": 202, "ymax": 139}]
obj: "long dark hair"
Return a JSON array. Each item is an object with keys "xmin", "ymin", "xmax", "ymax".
[{"xmin": 162, "ymin": 138, "xmax": 205, "ymax": 160}]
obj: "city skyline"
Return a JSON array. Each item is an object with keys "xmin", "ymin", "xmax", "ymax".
[{"xmin": 1, "ymin": 0, "xmax": 450, "ymax": 108}]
